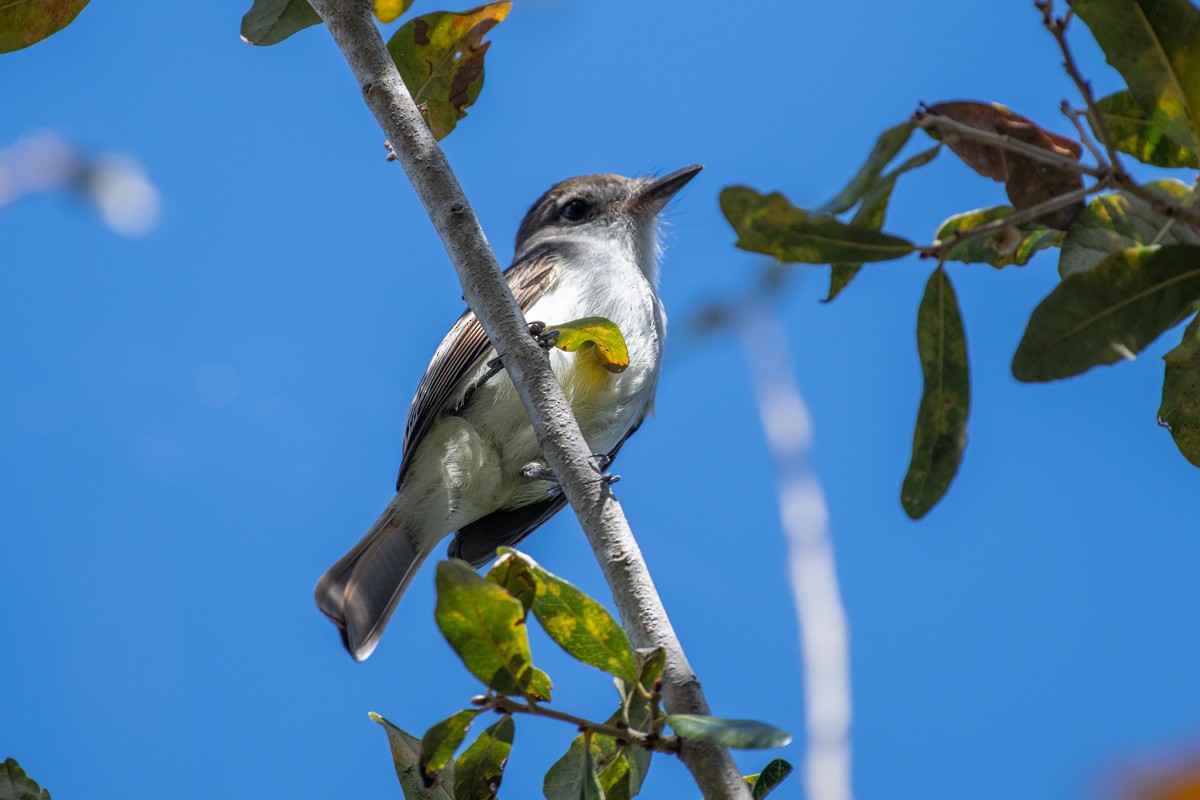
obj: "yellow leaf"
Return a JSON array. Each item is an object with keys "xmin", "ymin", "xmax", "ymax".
[
  {"xmin": 546, "ymin": 317, "xmax": 630, "ymax": 374},
  {"xmin": 373, "ymin": 0, "xmax": 413, "ymax": 24}
]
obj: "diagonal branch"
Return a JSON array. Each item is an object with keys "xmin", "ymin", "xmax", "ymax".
[{"xmin": 303, "ymin": 1, "xmax": 750, "ymax": 797}]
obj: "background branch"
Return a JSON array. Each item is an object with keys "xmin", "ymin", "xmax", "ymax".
[
  {"xmin": 303, "ymin": 1, "xmax": 750, "ymax": 796},
  {"xmin": 741, "ymin": 311, "xmax": 853, "ymax": 800}
]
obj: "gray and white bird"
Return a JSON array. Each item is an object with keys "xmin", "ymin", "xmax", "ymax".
[{"xmin": 315, "ymin": 165, "xmax": 702, "ymax": 661}]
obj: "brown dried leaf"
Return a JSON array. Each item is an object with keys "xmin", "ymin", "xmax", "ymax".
[{"xmin": 922, "ymin": 101, "xmax": 1085, "ymax": 229}]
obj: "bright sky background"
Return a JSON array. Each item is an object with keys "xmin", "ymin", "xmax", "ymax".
[{"xmin": 4, "ymin": 1, "xmax": 1198, "ymax": 799}]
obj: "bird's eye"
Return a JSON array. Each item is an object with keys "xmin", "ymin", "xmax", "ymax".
[{"xmin": 560, "ymin": 199, "xmax": 590, "ymax": 222}]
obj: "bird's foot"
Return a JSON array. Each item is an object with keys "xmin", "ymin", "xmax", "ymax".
[
  {"xmin": 520, "ymin": 456, "xmax": 619, "ymax": 490},
  {"xmin": 527, "ymin": 321, "xmax": 560, "ymax": 350},
  {"xmin": 521, "ymin": 461, "xmax": 557, "ymax": 483}
]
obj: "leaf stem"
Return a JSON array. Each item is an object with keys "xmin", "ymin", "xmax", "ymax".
[{"xmin": 485, "ymin": 695, "xmax": 680, "ymax": 754}]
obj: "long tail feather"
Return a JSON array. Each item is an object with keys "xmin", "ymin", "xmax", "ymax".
[{"xmin": 314, "ymin": 505, "xmax": 429, "ymax": 661}]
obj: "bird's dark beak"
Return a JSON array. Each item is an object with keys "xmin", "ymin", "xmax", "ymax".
[{"xmin": 630, "ymin": 164, "xmax": 704, "ymax": 213}]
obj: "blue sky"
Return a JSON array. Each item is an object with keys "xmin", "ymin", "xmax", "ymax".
[{"xmin": 3, "ymin": 1, "xmax": 1198, "ymax": 799}]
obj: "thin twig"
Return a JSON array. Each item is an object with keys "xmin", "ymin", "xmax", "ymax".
[
  {"xmin": 914, "ymin": 109, "xmax": 1105, "ymax": 178},
  {"xmin": 1038, "ymin": 0, "xmax": 1126, "ymax": 173},
  {"xmin": 1119, "ymin": 176, "xmax": 1200, "ymax": 230},
  {"xmin": 1061, "ymin": 101, "xmax": 1106, "ymax": 166},
  {"xmin": 919, "ymin": 183, "xmax": 1100, "ymax": 260},
  {"xmin": 303, "ymin": 2, "xmax": 749, "ymax": 797},
  {"xmin": 486, "ymin": 695, "xmax": 679, "ymax": 754}
]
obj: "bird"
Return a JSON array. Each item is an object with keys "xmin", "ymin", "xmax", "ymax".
[{"xmin": 314, "ymin": 165, "xmax": 703, "ymax": 661}]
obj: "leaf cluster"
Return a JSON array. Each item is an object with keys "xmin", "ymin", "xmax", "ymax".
[
  {"xmin": 240, "ymin": 0, "xmax": 510, "ymax": 140},
  {"xmin": 720, "ymin": 0, "xmax": 1200, "ymax": 517},
  {"xmin": 372, "ymin": 552, "xmax": 793, "ymax": 799}
]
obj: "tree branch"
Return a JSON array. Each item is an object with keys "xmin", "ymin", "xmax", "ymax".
[
  {"xmin": 741, "ymin": 312, "xmax": 854, "ymax": 800},
  {"xmin": 1039, "ymin": 0, "xmax": 1127, "ymax": 173},
  {"xmin": 303, "ymin": 1, "xmax": 750, "ymax": 796}
]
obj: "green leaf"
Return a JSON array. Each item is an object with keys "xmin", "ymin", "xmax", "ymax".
[
  {"xmin": 721, "ymin": 187, "xmax": 916, "ymax": 264},
  {"xmin": 1012, "ymin": 244, "xmax": 1200, "ymax": 381},
  {"xmin": 0, "ymin": 759, "xmax": 51, "ymax": 800},
  {"xmin": 935, "ymin": 206, "xmax": 1063, "ymax": 269},
  {"xmin": 387, "ymin": 2, "xmax": 511, "ymax": 140},
  {"xmin": 454, "ymin": 715, "xmax": 515, "ymax": 800},
  {"xmin": 902, "ymin": 267, "xmax": 970, "ymax": 519},
  {"xmin": 370, "ymin": 713, "xmax": 457, "ymax": 800},
  {"xmin": 1097, "ymin": 90, "xmax": 1200, "ymax": 169},
  {"xmin": 583, "ymin": 746, "xmax": 605, "ymax": 800},
  {"xmin": 1159, "ymin": 314, "xmax": 1200, "ymax": 467},
  {"xmin": 529, "ymin": 564, "xmax": 639, "ymax": 685},
  {"xmin": 546, "ymin": 317, "xmax": 630, "ymax": 374},
  {"xmin": 422, "ymin": 709, "xmax": 481, "ymax": 779},
  {"xmin": 544, "ymin": 730, "xmax": 638, "ymax": 800},
  {"xmin": 240, "ymin": 0, "xmax": 320, "ymax": 46},
  {"xmin": 634, "ymin": 647, "xmax": 665, "ymax": 695},
  {"xmin": 435, "ymin": 559, "xmax": 553, "ymax": 701},
  {"xmin": 374, "ymin": 0, "xmax": 415, "ymax": 24},
  {"xmin": 747, "ymin": 758, "xmax": 793, "ymax": 799},
  {"xmin": 663, "ymin": 715, "xmax": 792, "ymax": 750},
  {"xmin": 1072, "ymin": 0, "xmax": 1200, "ymax": 151},
  {"xmin": 826, "ymin": 145, "xmax": 941, "ymax": 302},
  {"xmin": 0, "ymin": 0, "xmax": 88, "ymax": 53},
  {"xmin": 1059, "ymin": 180, "xmax": 1200, "ymax": 277},
  {"xmin": 816, "ymin": 122, "xmax": 914, "ymax": 216},
  {"xmin": 486, "ymin": 550, "xmax": 537, "ymax": 614}
]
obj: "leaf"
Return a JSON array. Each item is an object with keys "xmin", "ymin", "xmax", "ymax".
[
  {"xmin": 371, "ymin": 713, "xmax": 457, "ymax": 800},
  {"xmin": 922, "ymin": 101, "xmax": 1084, "ymax": 229},
  {"xmin": 546, "ymin": 317, "xmax": 631, "ymax": 374},
  {"xmin": 0, "ymin": 759, "xmax": 51, "ymax": 800},
  {"xmin": 531, "ymin": 567, "xmax": 638, "ymax": 684},
  {"xmin": 1059, "ymin": 180, "xmax": 1200, "ymax": 277},
  {"xmin": 816, "ymin": 122, "xmax": 914, "ymax": 215},
  {"xmin": 935, "ymin": 206, "xmax": 1063, "ymax": 269},
  {"xmin": 1071, "ymin": 0, "xmax": 1200, "ymax": 151},
  {"xmin": 486, "ymin": 550, "xmax": 537, "ymax": 614},
  {"xmin": 0, "ymin": 0, "xmax": 88, "ymax": 53},
  {"xmin": 240, "ymin": 0, "xmax": 320, "ymax": 46},
  {"xmin": 489, "ymin": 550, "xmax": 638, "ymax": 684},
  {"xmin": 544, "ymin": 726, "xmax": 645, "ymax": 800},
  {"xmin": 663, "ymin": 715, "xmax": 792, "ymax": 750},
  {"xmin": 583, "ymin": 746, "xmax": 606, "ymax": 800},
  {"xmin": 422, "ymin": 709, "xmax": 481, "ymax": 780},
  {"xmin": 387, "ymin": 2, "xmax": 511, "ymax": 140},
  {"xmin": 902, "ymin": 267, "xmax": 970, "ymax": 519},
  {"xmin": 634, "ymin": 647, "xmax": 665, "ymax": 695},
  {"xmin": 435, "ymin": 559, "xmax": 553, "ymax": 701},
  {"xmin": 1159, "ymin": 314, "xmax": 1200, "ymax": 467},
  {"xmin": 374, "ymin": 0, "xmax": 415, "ymax": 24},
  {"xmin": 721, "ymin": 187, "xmax": 916, "ymax": 264},
  {"xmin": 747, "ymin": 758, "xmax": 793, "ymax": 799},
  {"xmin": 1097, "ymin": 90, "xmax": 1200, "ymax": 169},
  {"xmin": 1012, "ymin": 244, "xmax": 1200, "ymax": 382},
  {"xmin": 454, "ymin": 715, "xmax": 515, "ymax": 800},
  {"xmin": 825, "ymin": 145, "xmax": 941, "ymax": 302}
]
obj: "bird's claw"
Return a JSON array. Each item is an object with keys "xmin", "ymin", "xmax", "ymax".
[
  {"xmin": 528, "ymin": 321, "xmax": 560, "ymax": 350},
  {"xmin": 521, "ymin": 461, "xmax": 557, "ymax": 483}
]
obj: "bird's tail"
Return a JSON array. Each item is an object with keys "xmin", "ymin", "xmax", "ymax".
[{"xmin": 314, "ymin": 504, "xmax": 429, "ymax": 661}]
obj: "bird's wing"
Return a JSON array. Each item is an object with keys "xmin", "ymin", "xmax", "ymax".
[
  {"xmin": 445, "ymin": 419, "xmax": 644, "ymax": 567},
  {"xmin": 396, "ymin": 250, "xmax": 559, "ymax": 489}
]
